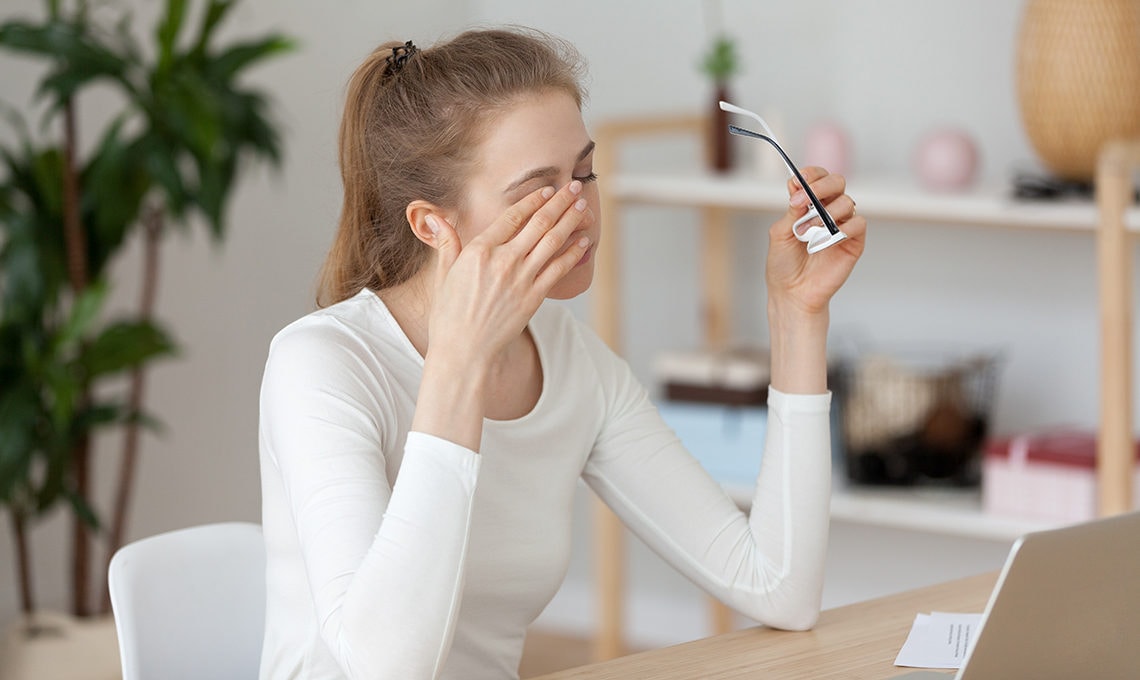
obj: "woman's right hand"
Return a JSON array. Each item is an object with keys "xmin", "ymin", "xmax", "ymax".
[
  {"xmin": 409, "ymin": 181, "xmax": 590, "ymax": 451},
  {"xmin": 425, "ymin": 179, "xmax": 591, "ymax": 369}
]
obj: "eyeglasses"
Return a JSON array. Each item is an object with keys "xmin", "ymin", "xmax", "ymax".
[{"xmin": 720, "ymin": 101, "xmax": 848, "ymax": 254}]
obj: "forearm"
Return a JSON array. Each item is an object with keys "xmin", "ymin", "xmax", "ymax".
[
  {"xmin": 411, "ymin": 353, "xmax": 490, "ymax": 452},
  {"xmin": 768, "ymin": 299, "xmax": 829, "ymax": 394}
]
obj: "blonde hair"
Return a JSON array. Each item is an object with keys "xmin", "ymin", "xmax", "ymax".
[{"xmin": 317, "ymin": 28, "xmax": 587, "ymax": 307}]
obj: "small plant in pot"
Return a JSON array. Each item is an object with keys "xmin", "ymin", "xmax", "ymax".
[
  {"xmin": 0, "ymin": 0, "xmax": 293, "ymax": 674},
  {"xmin": 700, "ymin": 34, "xmax": 740, "ymax": 173}
]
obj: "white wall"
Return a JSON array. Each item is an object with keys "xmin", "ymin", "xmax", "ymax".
[{"xmin": 1, "ymin": 0, "xmax": 1136, "ymax": 651}]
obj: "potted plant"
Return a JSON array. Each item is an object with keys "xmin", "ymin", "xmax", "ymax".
[
  {"xmin": 700, "ymin": 33, "xmax": 740, "ymax": 173},
  {"xmin": 0, "ymin": 0, "xmax": 293, "ymax": 674}
]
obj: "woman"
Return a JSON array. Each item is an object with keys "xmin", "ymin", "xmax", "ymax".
[{"xmin": 258, "ymin": 28, "xmax": 865, "ymax": 680}]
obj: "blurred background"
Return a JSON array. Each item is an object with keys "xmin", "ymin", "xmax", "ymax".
[{"xmin": 1, "ymin": 0, "xmax": 1137, "ymax": 676}]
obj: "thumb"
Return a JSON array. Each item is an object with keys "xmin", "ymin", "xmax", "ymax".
[{"xmin": 427, "ymin": 214, "xmax": 461, "ymax": 280}]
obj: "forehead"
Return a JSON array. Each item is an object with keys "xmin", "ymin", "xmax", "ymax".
[{"xmin": 475, "ymin": 90, "xmax": 590, "ymax": 179}]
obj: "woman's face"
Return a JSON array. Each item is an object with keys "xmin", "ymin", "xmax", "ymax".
[{"xmin": 458, "ymin": 89, "xmax": 601, "ymax": 300}]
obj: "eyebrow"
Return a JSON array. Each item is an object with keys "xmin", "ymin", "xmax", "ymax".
[{"xmin": 503, "ymin": 140, "xmax": 596, "ymax": 193}]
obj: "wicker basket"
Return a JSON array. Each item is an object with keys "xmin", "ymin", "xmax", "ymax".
[
  {"xmin": 1017, "ymin": 0, "xmax": 1140, "ymax": 181},
  {"xmin": 840, "ymin": 351, "xmax": 1001, "ymax": 486}
]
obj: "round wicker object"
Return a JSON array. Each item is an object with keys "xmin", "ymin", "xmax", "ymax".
[{"xmin": 1016, "ymin": 0, "xmax": 1140, "ymax": 181}]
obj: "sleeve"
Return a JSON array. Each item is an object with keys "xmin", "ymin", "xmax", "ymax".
[
  {"xmin": 579, "ymin": 330, "xmax": 831, "ymax": 631},
  {"xmin": 260, "ymin": 323, "xmax": 481, "ymax": 678}
]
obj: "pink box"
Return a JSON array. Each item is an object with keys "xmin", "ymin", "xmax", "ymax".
[{"xmin": 983, "ymin": 431, "xmax": 1140, "ymax": 523}]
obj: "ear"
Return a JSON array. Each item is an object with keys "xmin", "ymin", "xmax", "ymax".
[{"xmin": 406, "ymin": 200, "xmax": 457, "ymax": 249}]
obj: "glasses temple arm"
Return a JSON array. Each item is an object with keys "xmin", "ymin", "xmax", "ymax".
[{"xmin": 727, "ymin": 125, "xmax": 841, "ymax": 236}]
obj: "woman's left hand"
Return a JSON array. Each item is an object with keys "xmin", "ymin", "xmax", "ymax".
[{"xmin": 766, "ymin": 166, "xmax": 866, "ymax": 316}]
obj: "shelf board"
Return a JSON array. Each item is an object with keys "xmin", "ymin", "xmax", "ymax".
[
  {"xmin": 610, "ymin": 172, "xmax": 1140, "ymax": 233},
  {"xmin": 721, "ymin": 477, "xmax": 1065, "ymax": 543}
]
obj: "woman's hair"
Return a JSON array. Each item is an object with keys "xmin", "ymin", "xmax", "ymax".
[{"xmin": 317, "ymin": 28, "xmax": 587, "ymax": 307}]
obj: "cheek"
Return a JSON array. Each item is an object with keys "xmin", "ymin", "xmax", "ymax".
[
  {"xmin": 455, "ymin": 199, "xmax": 506, "ymax": 245},
  {"xmin": 585, "ymin": 184, "xmax": 602, "ymax": 223}
]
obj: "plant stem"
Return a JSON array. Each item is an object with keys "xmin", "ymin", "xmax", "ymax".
[
  {"xmin": 11, "ymin": 512, "xmax": 35, "ymax": 616},
  {"xmin": 99, "ymin": 204, "xmax": 163, "ymax": 614},
  {"xmin": 71, "ymin": 437, "xmax": 91, "ymax": 617},
  {"xmin": 61, "ymin": 97, "xmax": 93, "ymax": 618},
  {"xmin": 61, "ymin": 97, "xmax": 87, "ymax": 291}
]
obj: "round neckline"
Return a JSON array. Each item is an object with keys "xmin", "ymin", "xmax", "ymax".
[{"xmin": 364, "ymin": 288, "xmax": 549, "ymax": 425}]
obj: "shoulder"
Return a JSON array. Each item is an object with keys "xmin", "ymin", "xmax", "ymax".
[
  {"xmin": 263, "ymin": 289, "xmax": 413, "ymax": 393},
  {"xmin": 268, "ymin": 290, "xmax": 395, "ymax": 362}
]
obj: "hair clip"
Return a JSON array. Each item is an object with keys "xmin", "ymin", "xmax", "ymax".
[
  {"xmin": 387, "ymin": 40, "xmax": 418, "ymax": 75},
  {"xmin": 719, "ymin": 101, "xmax": 848, "ymax": 254}
]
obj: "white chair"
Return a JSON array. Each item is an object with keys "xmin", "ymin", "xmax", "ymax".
[{"xmin": 108, "ymin": 521, "xmax": 266, "ymax": 680}]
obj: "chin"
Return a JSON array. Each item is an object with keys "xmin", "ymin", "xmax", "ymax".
[{"xmin": 546, "ymin": 264, "xmax": 594, "ymax": 300}]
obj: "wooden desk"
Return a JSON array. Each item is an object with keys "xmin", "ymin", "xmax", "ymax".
[{"xmin": 533, "ymin": 571, "xmax": 998, "ymax": 679}]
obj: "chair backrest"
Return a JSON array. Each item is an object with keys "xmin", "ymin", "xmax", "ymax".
[{"xmin": 108, "ymin": 522, "xmax": 266, "ymax": 680}]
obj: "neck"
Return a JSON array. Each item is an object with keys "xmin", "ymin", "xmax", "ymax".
[{"xmin": 380, "ymin": 268, "xmax": 434, "ymax": 357}]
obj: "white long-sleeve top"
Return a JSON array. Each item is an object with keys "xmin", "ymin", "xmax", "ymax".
[{"xmin": 258, "ymin": 288, "xmax": 832, "ymax": 680}]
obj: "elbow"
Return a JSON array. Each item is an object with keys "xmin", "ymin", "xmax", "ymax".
[
  {"xmin": 739, "ymin": 582, "xmax": 823, "ymax": 632},
  {"xmin": 765, "ymin": 605, "xmax": 820, "ymax": 631}
]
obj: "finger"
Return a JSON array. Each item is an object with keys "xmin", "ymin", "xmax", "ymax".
[
  {"xmin": 522, "ymin": 196, "xmax": 589, "ymax": 275},
  {"xmin": 427, "ymin": 214, "xmax": 461, "ymax": 286},
  {"xmin": 840, "ymin": 214, "xmax": 868, "ymax": 244},
  {"xmin": 787, "ymin": 166, "xmax": 830, "ymax": 195},
  {"xmin": 534, "ymin": 233, "xmax": 591, "ymax": 292},
  {"xmin": 789, "ymin": 173, "xmax": 846, "ymax": 218},
  {"xmin": 824, "ymin": 194, "xmax": 857, "ymax": 223},
  {"xmin": 478, "ymin": 185, "xmax": 557, "ymax": 245},
  {"xmin": 509, "ymin": 180, "xmax": 584, "ymax": 254}
]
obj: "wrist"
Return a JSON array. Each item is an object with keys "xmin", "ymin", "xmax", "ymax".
[
  {"xmin": 414, "ymin": 352, "xmax": 492, "ymax": 452},
  {"xmin": 768, "ymin": 298, "xmax": 829, "ymax": 335},
  {"xmin": 767, "ymin": 301, "xmax": 829, "ymax": 395}
]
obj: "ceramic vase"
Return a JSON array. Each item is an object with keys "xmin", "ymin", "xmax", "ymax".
[{"xmin": 709, "ymin": 83, "xmax": 733, "ymax": 173}]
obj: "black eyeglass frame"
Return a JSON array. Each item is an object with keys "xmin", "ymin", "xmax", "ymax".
[{"xmin": 727, "ymin": 124, "xmax": 842, "ymax": 237}]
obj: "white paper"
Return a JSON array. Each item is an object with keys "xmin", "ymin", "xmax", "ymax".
[{"xmin": 894, "ymin": 611, "xmax": 983, "ymax": 669}]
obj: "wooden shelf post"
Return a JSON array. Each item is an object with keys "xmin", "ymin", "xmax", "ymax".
[{"xmin": 1095, "ymin": 139, "xmax": 1140, "ymax": 517}]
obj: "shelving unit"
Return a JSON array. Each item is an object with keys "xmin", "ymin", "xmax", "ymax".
[
  {"xmin": 586, "ymin": 116, "xmax": 1140, "ymax": 661},
  {"xmin": 612, "ymin": 172, "xmax": 1140, "ymax": 232}
]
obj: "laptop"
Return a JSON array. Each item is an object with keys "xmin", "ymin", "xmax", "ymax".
[{"xmin": 892, "ymin": 510, "xmax": 1140, "ymax": 679}]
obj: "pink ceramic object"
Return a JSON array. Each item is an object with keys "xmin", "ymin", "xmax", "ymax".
[
  {"xmin": 803, "ymin": 121, "xmax": 850, "ymax": 175},
  {"xmin": 913, "ymin": 128, "xmax": 979, "ymax": 192}
]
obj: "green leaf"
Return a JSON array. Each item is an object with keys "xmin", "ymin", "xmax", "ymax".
[
  {"xmin": 155, "ymin": 0, "xmax": 188, "ymax": 74},
  {"xmin": 62, "ymin": 486, "xmax": 100, "ymax": 529},
  {"xmin": 0, "ymin": 22, "xmax": 129, "ymax": 105},
  {"xmin": 700, "ymin": 35, "xmax": 739, "ymax": 83},
  {"xmin": 0, "ymin": 383, "xmax": 39, "ymax": 502},
  {"xmin": 137, "ymin": 133, "xmax": 189, "ymax": 218},
  {"xmin": 79, "ymin": 319, "xmax": 177, "ymax": 379},
  {"xmin": 208, "ymin": 35, "xmax": 296, "ymax": 83},
  {"xmin": 191, "ymin": 0, "xmax": 235, "ymax": 56},
  {"xmin": 55, "ymin": 280, "xmax": 107, "ymax": 351},
  {"xmin": 82, "ymin": 116, "xmax": 149, "ymax": 269}
]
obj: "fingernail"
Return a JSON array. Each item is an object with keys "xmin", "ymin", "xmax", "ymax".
[
  {"xmin": 425, "ymin": 214, "xmax": 440, "ymax": 235},
  {"xmin": 541, "ymin": 186, "xmax": 555, "ymax": 199},
  {"xmin": 578, "ymin": 235, "xmax": 590, "ymax": 248},
  {"xmin": 569, "ymin": 180, "xmax": 582, "ymax": 195},
  {"xmin": 790, "ymin": 191, "xmax": 807, "ymax": 207},
  {"xmin": 574, "ymin": 198, "xmax": 588, "ymax": 212}
]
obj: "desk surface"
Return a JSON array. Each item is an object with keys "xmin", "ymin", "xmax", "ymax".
[{"xmin": 532, "ymin": 572, "xmax": 998, "ymax": 679}]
